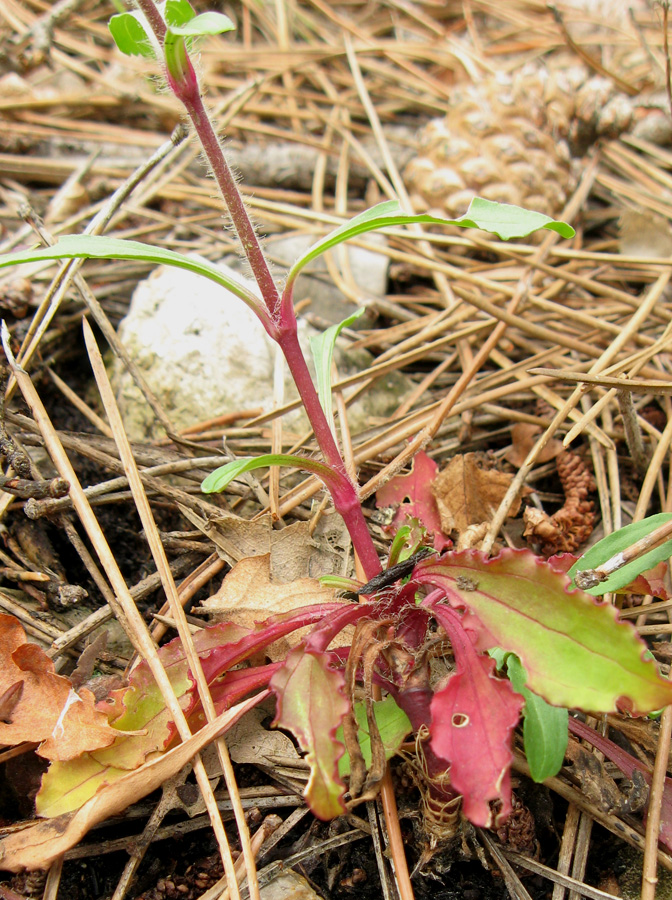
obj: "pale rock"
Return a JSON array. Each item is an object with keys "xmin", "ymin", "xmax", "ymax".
[
  {"xmin": 113, "ymin": 260, "xmax": 411, "ymax": 440},
  {"xmin": 260, "ymin": 872, "xmax": 323, "ymax": 900}
]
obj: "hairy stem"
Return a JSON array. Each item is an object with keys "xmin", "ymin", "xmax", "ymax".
[
  {"xmin": 177, "ymin": 94, "xmax": 282, "ymax": 320},
  {"xmin": 135, "ymin": 0, "xmax": 281, "ymax": 321},
  {"xmin": 134, "ymin": 0, "xmax": 381, "ymax": 580}
]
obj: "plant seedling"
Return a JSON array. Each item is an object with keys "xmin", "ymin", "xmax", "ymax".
[{"xmin": 0, "ymin": 0, "xmax": 671, "ymax": 867}]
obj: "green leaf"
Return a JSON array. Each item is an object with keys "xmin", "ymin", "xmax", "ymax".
[
  {"xmin": 0, "ymin": 236, "xmax": 269, "ymax": 326},
  {"xmin": 309, "ymin": 308, "xmax": 365, "ymax": 424},
  {"xmin": 201, "ymin": 454, "xmax": 338, "ymax": 494},
  {"xmin": 337, "ymin": 696, "xmax": 411, "ymax": 777},
  {"xmin": 108, "ymin": 12, "xmax": 155, "ymax": 58},
  {"xmin": 417, "ymin": 548, "xmax": 672, "ymax": 714},
  {"xmin": 37, "ymin": 753, "xmax": 126, "ymax": 818},
  {"xmin": 505, "ymin": 653, "xmax": 568, "ymax": 782},
  {"xmin": 568, "ymin": 513, "xmax": 672, "ymax": 595},
  {"xmin": 164, "ymin": 0, "xmax": 196, "ymax": 27},
  {"xmin": 167, "ymin": 11, "xmax": 235, "ymax": 36},
  {"xmin": 271, "ymin": 648, "xmax": 349, "ymax": 819},
  {"xmin": 285, "ymin": 199, "xmax": 575, "ymax": 293}
]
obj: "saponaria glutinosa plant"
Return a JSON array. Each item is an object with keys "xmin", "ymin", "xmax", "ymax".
[{"xmin": 1, "ymin": 0, "xmax": 672, "ymax": 849}]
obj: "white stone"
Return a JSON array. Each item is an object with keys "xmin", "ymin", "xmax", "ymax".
[
  {"xmin": 114, "ymin": 261, "xmax": 302, "ymax": 439},
  {"xmin": 113, "ymin": 260, "xmax": 411, "ymax": 440}
]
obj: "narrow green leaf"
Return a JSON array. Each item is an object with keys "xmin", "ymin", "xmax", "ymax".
[
  {"xmin": 0, "ymin": 236, "xmax": 269, "ymax": 326},
  {"xmin": 505, "ymin": 654, "xmax": 568, "ymax": 782},
  {"xmin": 201, "ymin": 454, "xmax": 338, "ymax": 494},
  {"xmin": 568, "ymin": 513, "xmax": 672, "ymax": 595},
  {"xmin": 417, "ymin": 549, "xmax": 672, "ymax": 713},
  {"xmin": 108, "ymin": 12, "xmax": 155, "ymax": 58},
  {"xmin": 337, "ymin": 696, "xmax": 411, "ymax": 777},
  {"xmin": 167, "ymin": 11, "xmax": 236, "ymax": 36},
  {"xmin": 164, "ymin": 0, "xmax": 196, "ymax": 27},
  {"xmin": 309, "ymin": 308, "xmax": 365, "ymax": 424},
  {"xmin": 286, "ymin": 199, "xmax": 575, "ymax": 292}
]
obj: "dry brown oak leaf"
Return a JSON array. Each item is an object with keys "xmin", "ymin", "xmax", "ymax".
[
  {"xmin": 430, "ymin": 452, "xmax": 523, "ymax": 536},
  {"xmin": 199, "ymin": 553, "xmax": 349, "ymax": 662},
  {"xmin": 0, "ymin": 614, "xmax": 116, "ymax": 760}
]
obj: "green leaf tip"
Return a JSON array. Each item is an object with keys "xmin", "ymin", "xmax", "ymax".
[
  {"xmin": 109, "ymin": 12, "xmax": 155, "ymax": 58},
  {"xmin": 459, "ymin": 197, "xmax": 575, "ymax": 239},
  {"xmin": 167, "ymin": 11, "xmax": 235, "ymax": 36},
  {"xmin": 164, "ymin": 0, "xmax": 197, "ymax": 27},
  {"xmin": 310, "ymin": 307, "xmax": 365, "ymax": 425},
  {"xmin": 201, "ymin": 454, "xmax": 337, "ymax": 494},
  {"xmin": 504, "ymin": 653, "xmax": 568, "ymax": 783},
  {"xmin": 569, "ymin": 513, "xmax": 672, "ymax": 595},
  {"xmin": 287, "ymin": 198, "xmax": 574, "ymax": 290}
]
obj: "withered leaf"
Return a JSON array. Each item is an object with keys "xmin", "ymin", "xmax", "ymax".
[
  {"xmin": 431, "ymin": 453, "xmax": 522, "ymax": 535},
  {"xmin": 0, "ymin": 614, "xmax": 116, "ymax": 760},
  {"xmin": 0, "ymin": 695, "xmax": 262, "ymax": 871},
  {"xmin": 504, "ymin": 423, "xmax": 564, "ymax": 468},
  {"xmin": 199, "ymin": 554, "xmax": 348, "ymax": 661}
]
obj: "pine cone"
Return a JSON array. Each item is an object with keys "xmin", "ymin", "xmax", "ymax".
[
  {"xmin": 495, "ymin": 794, "xmax": 538, "ymax": 856},
  {"xmin": 404, "ymin": 64, "xmax": 634, "ymax": 221},
  {"xmin": 523, "ymin": 450, "xmax": 596, "ymax": 555}
]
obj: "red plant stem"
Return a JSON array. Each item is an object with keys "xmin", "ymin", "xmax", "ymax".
[
  {"xmin": 134, "ymin": 0, "xmax": 381, "ymax": 581},
  {"xmin": 278, "ymin": 326, "xmax": 381, "ymax": 578},
  {"xmin": 172, "ymin": 79, "xmax": 282, "ymax": 320},
  {"xmin": 136, "ymin": 0, "xmax": 166, "ymax": 40}
]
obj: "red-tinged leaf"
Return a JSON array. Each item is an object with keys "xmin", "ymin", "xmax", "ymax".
[
  {"xmin": 0, "ymin": 615, "xmax": 116, "ymax": 759},
  {"xmin": 546, "ymin": 553, "xmax": 576, "ymax": 575},
  {"xmin": 95, "ymin": 612, "xmax": 329, "ymax": 771},
  {"xmin": 621, "ymin": 562, "xmax": 670, "ymax": 599},
  {"xmin": 271, "ymin": 647, "xmax": 349, "ymax": 819},
  {"xmin": 194, "ymin": 605, "xmax": 348, "ymax": 681},
  {"xmin": 188, "ymin": 664, "xmax": 281, "ymax": 730},
  {"xmin": 430, "ymin": 606, "xmax": 524, "ymax": 827},
  {"xmin": 375, "ymin": 451, "xmax": 449, "ymax": 550},
  {"xmin": 417, "ymin": 549, "xmax": 672, "ymax": 714},
  {"xmin": 36, "ymin": 751, "xmax": 124, "ymax": 818}
]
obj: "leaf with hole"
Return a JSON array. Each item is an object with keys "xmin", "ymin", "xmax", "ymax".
[
  {"xmin": 430, "ymin": 606, "xmax": 524, "ymax": 827},
  {"xmin": 417, "ymin": 549, "xmax": 672, "ymax": 713}
]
